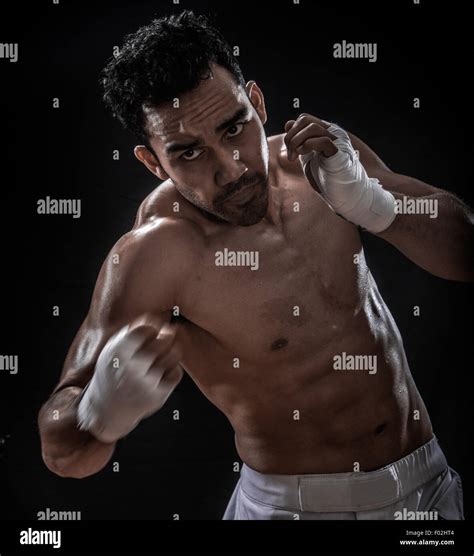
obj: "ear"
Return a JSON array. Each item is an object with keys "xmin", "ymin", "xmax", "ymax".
[
  {"xmin": 134, "ymin": 145, "xmax": 169, "ymax": 181},
  {"xmin": 246, "ymin": 80, "xmax": 267, "ymax": 125}
]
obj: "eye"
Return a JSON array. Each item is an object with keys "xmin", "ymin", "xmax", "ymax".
[
  {"xmin": 181, "ymin": 148, "xmax": 203, "ymax": 161},
  {"xmin": 227, "ymin": 123, "xmax": 244, "ymax": 138}
]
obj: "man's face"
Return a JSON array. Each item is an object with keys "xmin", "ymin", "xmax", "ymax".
[{"xmin": 139, "ymin": 64, "xmax": 270, "ymax": 226}]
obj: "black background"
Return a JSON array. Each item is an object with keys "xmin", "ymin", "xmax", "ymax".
[{"xmin": 0, "ymin": 0, "xmax": 472, "ymax": 527}]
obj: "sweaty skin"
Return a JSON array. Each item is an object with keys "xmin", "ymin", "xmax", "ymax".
[
  {"xmin": 133, "ymin": 139, "xmax": 434, "ymax": 475},
  {"xmin": 38, "ymin": 65, "xmax": 441, "ymax": 478}
]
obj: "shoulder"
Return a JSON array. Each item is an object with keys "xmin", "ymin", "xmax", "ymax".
[
  {"xmin": 267, "ymin": 133, "xmax": 305, "ymax": 176},
  {"xmin": 121, "ymin": 211, "xmax": 205, "ymax": 275},
  {"xmin": 86, "ymin": 213, "xmax": 203, "ymax": 327},
  {"xmin": 101, "ymin": 191, "xmax": 205, "ymax": 291},
  {"xmin": 268, "ymin": 133, "xmax": 289, "ymax": 165},
  {"xmin": 127, "ymin": 179, "xmax": 207, "ymax": 263}
]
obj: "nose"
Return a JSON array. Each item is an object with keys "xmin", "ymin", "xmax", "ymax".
[{"xmin": 214, "ymin": 148, "xmax": 248, "ymax": 188}]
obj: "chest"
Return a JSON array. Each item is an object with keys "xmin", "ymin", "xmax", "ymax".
[{"xmin": 179, "ymin": 180, "xmax": 368, "ymax": 363}]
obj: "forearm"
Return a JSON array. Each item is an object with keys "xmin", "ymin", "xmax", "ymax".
[
  {"xmin": 38, "ymin": 386, "xmax": 116, "ymax": 479},
  {"xmin": 375, "ymin": 192, "xmax": 474, "ymax": 281},
  {"xmin": 288, "ymin": 117, "xmax": 474, "ymax": 279}
]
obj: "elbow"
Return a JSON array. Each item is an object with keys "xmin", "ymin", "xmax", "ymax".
[
  {"xmin": 41, "ymin": 455, "xmax": 75, "ymax": 478},
  {"xmin": 41, "ymin": 451, "xmax": 93, "ymax": 479},
  {"xmin": 40, "ymin": 439, "xmax": 111, "ymax": 479}
]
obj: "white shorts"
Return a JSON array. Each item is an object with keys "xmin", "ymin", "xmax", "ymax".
[{"xmin": 222, "ymin": 436, "xmax": 464, "ymax": 520}]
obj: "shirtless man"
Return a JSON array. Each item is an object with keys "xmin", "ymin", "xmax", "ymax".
[{"xmin": 38, "ymin": 11, "xmax": 472, "ymax": 520}]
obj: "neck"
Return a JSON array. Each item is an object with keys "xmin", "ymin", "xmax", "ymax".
[
  {"xmin": 262, "ymin": 181, "xmax": 282, "ymax": 226},
  {"xmin": 261, "ymin": 145, "xmax": 283, "ymax": 226}
]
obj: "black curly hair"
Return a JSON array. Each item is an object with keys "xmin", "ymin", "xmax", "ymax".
[{"xmin": 101, "ymin": 10, "xmax": 246, "ymax": 147}]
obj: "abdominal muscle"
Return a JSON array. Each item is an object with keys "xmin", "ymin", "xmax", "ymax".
[{"xmin": 209, "ymin": 283, "xmax": 433, "ymax": 475}]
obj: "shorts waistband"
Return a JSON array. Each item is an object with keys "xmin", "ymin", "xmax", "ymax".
[{"xmin": 240, "ymin": 436, "xmax": 447, "ymax": 512}]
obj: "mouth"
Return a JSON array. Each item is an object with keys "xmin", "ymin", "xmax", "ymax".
[{"xmin": 223, "ymin": 180, "xmax": 260, "ymax": 206}]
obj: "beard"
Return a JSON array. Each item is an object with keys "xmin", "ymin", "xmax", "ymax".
[
  {"xmin": 213, "ymin": 171, "xmax": 269, "ymax": 226},
  {"xmin": 176, "ymin": 170, "xmax": 269, "ymax": 227}
]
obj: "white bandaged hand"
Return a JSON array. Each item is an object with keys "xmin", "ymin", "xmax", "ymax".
[
  {"xmin": 77, "ymin": 320, "xmax": 183, "ymax": 443},
  {"xmin": 299, "ymin": 121, "xmax": 396, "ymax": 233}
]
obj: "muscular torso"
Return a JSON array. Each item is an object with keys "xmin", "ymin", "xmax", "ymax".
[
  {"xmin": 58, "ymin": 134, "xmax": 432, "ymax": 475},
  {"xmin": 132, "ymin": 134, "xmax": 433, "ymax": 473}
]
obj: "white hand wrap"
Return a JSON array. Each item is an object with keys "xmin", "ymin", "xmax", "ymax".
[
  {"xmin": 300, "ymin": 121, "xmax": 396, "ymax": 233},
  {"xmin": 77, "ymin": 325, "xmax": 181, "ymax": 443}
]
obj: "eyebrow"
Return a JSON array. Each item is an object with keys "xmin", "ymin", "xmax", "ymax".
[
  {"xmin": 215, "ymin": 106, "xmax": 249, "ymax": 132},
  {"xmin": 165, "ymin": 106, "xmax": 250, "ymax": 156}
]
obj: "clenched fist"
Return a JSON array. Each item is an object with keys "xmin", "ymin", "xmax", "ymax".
[
  {"xmin": 284, "ymin": 114, "xmax": 396, "ymax": 233},
  {"xmin": 77, "ymin": 314, "xmax": 183, "ymax": 443}
]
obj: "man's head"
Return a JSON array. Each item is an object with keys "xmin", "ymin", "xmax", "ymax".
[{"xmin": 102, "ymin": 10, "xmax": 270, "ymax": 226}]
